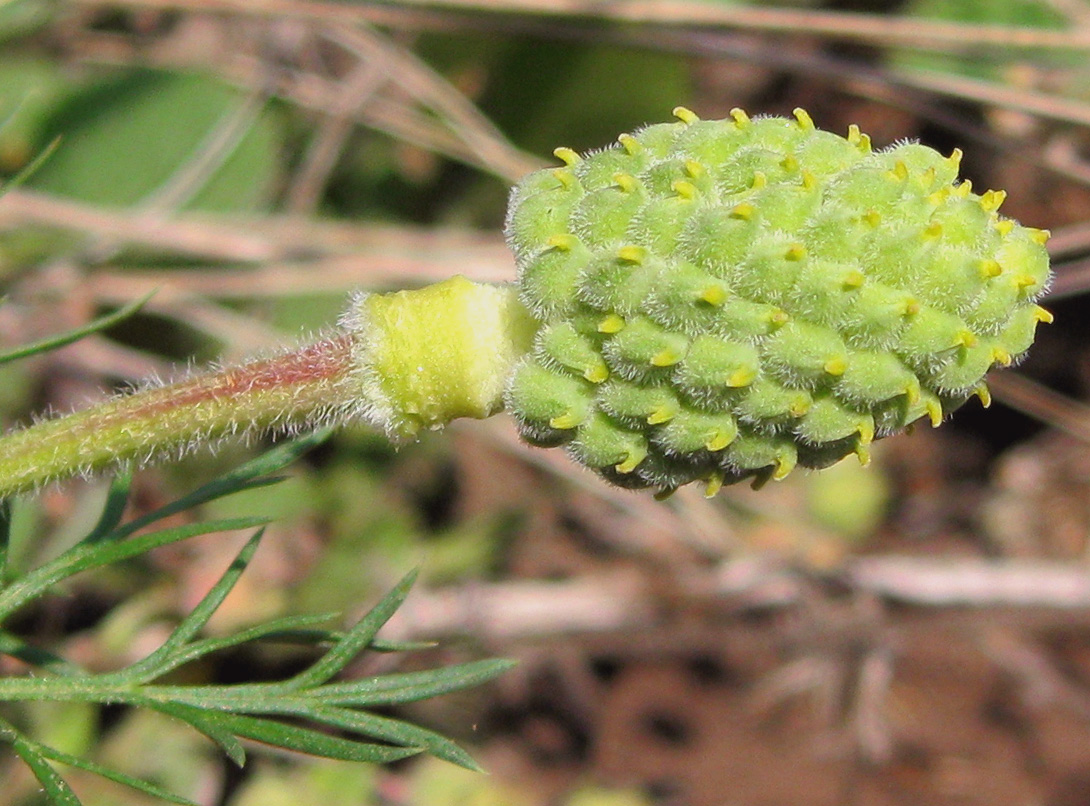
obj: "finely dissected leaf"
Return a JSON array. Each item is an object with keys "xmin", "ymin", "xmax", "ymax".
[
  {"xmin": 368, "ymin": 638, "xmax": 439, "ymax": 653},
  {"xmin": 0, "ymin": 516, "xmax": 269, "ymax": 622},
  {"xmin": 0, "ymin": 496, "xmax": 10, "ymax": 585},
  {"xmin": 152, "ymin": 613, "xmax": 339, "ymax": 674},
  {"xmin": 308, "ymin": 706, "xmax": 481, "ymax": 771},
  {"xmin": 0, "ymin": 289, "xmax": 152, "ymax": 366},
  {"xmin": 195, "ymin": 710, "xmax": 421, "ymax": 764},
  {"xmin": 81, "ymin": 472, "xmax": 132, "ymax": 545},
  {"xmin": 33, "ymin": 741, "xmax": 199, "ymax": 806},
  {"xmin": 283, "ymin": 568, "xmax": 419, "ymax": 690},
  {"xmin": 7, "ymin": 730, "xmax": 82, "ymax": 806},
  {"xmin": 0, "ymin": 629, "xmax": 86, "ymax": 678},
  {"xmin": 111, "ymin": 429, "xmax": 331, "ymax": 539},
  {"xmin": 313, "ymin": 659, "xmax": 518, "ymax": 707},
  {"xmin": 147, "ymin": 701, "xmax": 247, "ymax": 767},
  {"xmin": 117, "ymin": 529, "xmax": 265, "ymax": 683}
]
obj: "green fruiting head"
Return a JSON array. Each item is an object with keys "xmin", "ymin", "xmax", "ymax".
[{"xmin": 505, "ymin": 107, "xmax": 1052, "ymax": 496}]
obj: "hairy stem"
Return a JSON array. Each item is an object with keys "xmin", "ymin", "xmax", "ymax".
[
  {"xmin": 0, "ymin": 336, "xmax": 358, "ymax": 498},
  {"xmin": 0, "ymin": 277, "xmax": 541, "ymax": 499}
]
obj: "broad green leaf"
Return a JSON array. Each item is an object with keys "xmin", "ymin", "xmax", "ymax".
[{"xmin": 29, "ymin": 70, "xmax": 283, "ymax": 212}]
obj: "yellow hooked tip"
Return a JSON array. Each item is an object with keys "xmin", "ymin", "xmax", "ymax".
[
  {"xmin": 730, "ymin": 107, "xmax": 750, "ymax": 127},
  {"xmin": 979, "ymin": 189, "xmax": 1006, "ymax": 212},
  {"xmin": 730, "ymin": 202, "xmax": 756, "ymax": 220},
  {"xmin": 615, "ymin": 447, "xmax": 647, "ymax": 474},
  {"xmin": 614, "ymin": 172, "xmax": 639, "ymax": 194},
  {"xmin": 843, "ymin": 270, "xmax": 866, "ymax": 289},
  {"xmin": 979, "ymin": 259, "xmax": 1002, "ymax": 279},
  {"xmin": 673, "ymin": 106, "xmax": 700, "ymax": 124},
  {"xmin": 847, "ymin": 124, "xmax": 871, "ymax": 152},
  {"xmin": 788, "ymin": 396, "xmax": 811, "ymax": 418},
  {"xmin": 772, "ymin": 451, "xmax": 796, "ymax": 481},
  {"xmin": 546, "ymin": 233, "xmax": 579, "ymax": 251},
  {"xmin": 647, "ymin": 405, "xmax": 676, "ymax": 425},
  {"xmin": 584, "ymin": 363, "xmax": 610, "ymax": 384},
  {"xmin": 618, "ymin": 132, "xmax": 642, "ymax": 155},
  {"xmin": 699, "ymin": 284, "xmax": 728, "ymax": 306},
  {"xmin": 858, "ymin": 420, "xmax": 875, "ymax": 446},
  {"xmin": 549, "ymin": 412, "xmax": 583, "ymax": 430},
  {"xmin": 793, "ymin": 108, "xmax": 815, "ymax": 130},
  {"xmin": 672, "ymin": 179, "xmax": 699, "ymax": 200},
  {"xmin": 726, "ymin": 367, "xmax": 757, "ymax": 388},
  {"xmin": 904, "ymin": 380, "xmax": 921, "ymax": 407},
  {"xmin": 598, "ymin": 314, "xmax": 626, "ymax": 334},
  {"xmin": 651, "ymin": 349, "xmax": 684, "ymax": 367},
  {"xmin": 925, "ymin": 398, "xmax": 944, "ymax": 428},
  {"xmin": 1035, "ymin": 306, "xmax": 1054, "ymax": 324},
  {"xmin": 553, "ymin": 146, "xmax": 580, "ymax": 166},
  {"xmin": 706, "ymin": 429, "xmax": 735, "ymax": 452},
  {"xmin": 974, "ymin": 384, "xmax": 992, "ymax": 408},
  {"xmin": 824, "ymin": 357, "xmax": 848, "ymax": 376},
  {"xmin": 617, "ymin": 245, "xmax": 646, "ymax": 264},
  {"xmin": 954, "ymin": 330, "xmax": 978, "ymax": 349},
  {"xmin": 990, "ymin": 346, "xmax": 1012, "ymax": 367},
  {"xmin": 855, "ymin": 442, "xmax": 872, "ymax": 467},
  {"xmin": 552, "ymin": 167, "xmax": 577, "ymax": 189},
  {"xmin": 784, "ymin": 243, "xmax": 807, "ymax": 261},
  {"xmin": 704, "ymin": 472, "xmax": 725, "ymax": 498}
]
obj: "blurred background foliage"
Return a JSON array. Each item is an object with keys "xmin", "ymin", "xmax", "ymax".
[{"xmin": 3, "ymin": 0, "xmax": 1090, "ymax": 804}]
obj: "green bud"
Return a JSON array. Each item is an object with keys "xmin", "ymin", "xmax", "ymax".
[{"xmin": 505, "ymin": 107, "xmax": 1052, "ymax": 494}]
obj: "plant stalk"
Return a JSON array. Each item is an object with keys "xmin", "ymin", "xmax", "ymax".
[{"xmin": 0, "ymin": 277, "xmax": 540, "ymax": 499}]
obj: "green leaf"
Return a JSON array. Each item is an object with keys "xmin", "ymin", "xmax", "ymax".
[
  {"xmin": 0, "ymin": 629, "xmax": 85, "ymax": 677},
  {"xmin": 149, "ymin": 613, "xmax": 339, "ymax": 676},
  {"xmin": 111, "ymin": 429, "xmax": 331, "ymax": 539},
  {"xmin": 147, "ymin": 701, "xmax": 247, "ymax": 767},
  {"xmin": 0, "ymin": 290, "xmax": 154, "ymax": 366},
  {"xmin": 314, "ymin": 659, "xmax": 517, "ymax": 707},
  {"xmin": 117, "ymin": 529, "xmax": 265, "ymax": 683},
  {"xmin": 81, "ymin": 472, "xmax": 132, "ymax": 545},
  {"xmin": 7, "ymin": 729, "xmax": 82, "ymax": 806},
  {"xmin": 33, "ymin": 741, "xmax": 198, "ymax": 806},
  {"xmin": 29, "ymin": 70, "xmax": 283, "ymax": 212},
  {"xmin": 0, "ymin": 516, "xmax": 270, "ymax": 623},
  {"xmin": 197, "ymin": 711, "xmax": 422, "ymax": 764},
  {"xmin": 283, "ymin": 569, "xmax": 418, "ymax": 690},
  {"xmin": 308, "ymin": 706, "xmax": 481, "ymax": 771},
  {"xmin": 0, "ymin": 496, "xmax": 10, "ymax": 584}
]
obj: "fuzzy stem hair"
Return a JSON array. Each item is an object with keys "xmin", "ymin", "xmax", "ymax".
[{"xmin": 0, "ymin": 277, "xmax": 540, "ymax": 499}]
